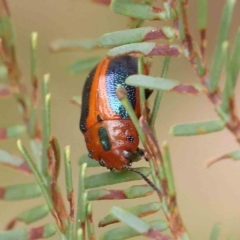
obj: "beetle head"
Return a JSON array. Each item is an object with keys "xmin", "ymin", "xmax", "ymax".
[{"xmin": 100, "ymin": 148, "xmax": 133, "ymax": 171}]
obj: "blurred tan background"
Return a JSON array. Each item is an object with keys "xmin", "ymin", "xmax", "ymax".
[{"xmin": 0, "ymin": 0, "xmax": 240, "ymax": 239}]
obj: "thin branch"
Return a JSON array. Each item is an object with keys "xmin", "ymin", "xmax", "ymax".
[{"xmin": 174, "ymin": 1, "xmax": 240, "ymax": 143}]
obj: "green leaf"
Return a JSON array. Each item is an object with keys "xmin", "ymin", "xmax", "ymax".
[
  {"xmin": 64, "ymin": 146, "xmax": 74, "ymax": 240},
  {"xmin": 126, "ymin": 74, "xmax": 178, "ymax": 90},
  {"xmin": 100, "ymin": 219, "xmax": 168, "ymax": 240},
  {"xmin": 0, "ymin": 183, "xmax": 41, "ymax": 200},
  {"xmin": 127, "ymin": 75, "xmax": 201, "ymax": 95},
  {"xmin": 0, "ymin": 16, "xmax": 15, "ymax": 46},
  {"xmin": 50, "ymin": 39, "xmax": 98, "ymax": 52},
  {"xmin": 124, "ymin": 184, "xmax": 153, "ymax": 199},
  {"xmin": 30, "ymin": 139, "xmax": 42, "ymax": 171},
  {"xmin": 162, "ymin": 142, "xmax": 176, "ymax": 196},
  {"xmin": 0, "ymin": 65, "xmax": 8, "ymax": 80},
  {"xmin": 0, "ymin": 223, "xmax": 57, "ymax": 240},
  {"xmin": 41, "ymin": 74, "xmax": 50, "ymax": 179},
  {"xmin": 87, "ymin": 185, "xmax": 154, "ymax": 201},
  {"xmin": 85, "ymin": 167, "xmax": 151, "ymax": 189},
  {"xmin": 224, "ymin": 150, "xmax": 240, "ymax": 160},
  {"xmin": 208, "ymin": 0, "xmax": 236, "ymax": 93},
  {"xmin": 108, "ymin": 42, "xmax": 155, "ymax": 57},
  {"xmin": 0, "ymin": 228, "xmax": 27, "ymax": 240},
  {"xmin": 176, "ymin": 1, "xmax": 185, "ymax": 41},
  {"xmin": 170, "ymin": 120, "xmax": 225, "ymax": 136},
  {"xmin": 18, "ymin": 204, "xmax": 49, "ymax": 224},
  {"xmin": 77, "ymin": 229, "xmax": 83, "ymax": 240},
  {"xmin": 149, "ymin": 56, "xmax": 171, "ymax": 128},
  {"xmin": 64, "ymin": 146, "xmax": 73, "ymax": 200},
  {"xmin": 31, "ymin": 32, "xmax": 38, "ymax": 84},
  {"xmin": 29, "ymin": 32, "xmax": 39, "ymax": 138},
  {"xmin": 70, "ymin": 95, "xmax": 82, "ymax": 107},
  {"xmin": 111, "ymin": 206, "xmax": 150, "ymax": 234},
  {"xmin": 111, "ymin": 0, "xmax": 167, "ymax": 20},
  {"xmin": 43, "ymin": 223, "xmax": 58, "ymax": 238},
  {"xmin": 7, "ymin": 125, "xmax": 26, "ymax": 138},
  {"xmin": 107, "ymin": 42, "xmax": 179, "ymax": 57},
  {"xmin": 218, "ymin": 51, "xmax": 232, "ymax": 116},
  {"xmin": 99, "ymin": 27, "xmax": 155, "ymax": 47},
  {"xmin": 218, "ymin": 30, "xmax": 240, "ymax": 114},
  {"xmin": 76, "ymin": 164, "xmax": 87, "ymax": 237},
  {"xmin": 86, "ymin": 203, "xmax": 95, "ymax": 240},
  {"xmin": 79, "ymin": 154, "xmax": 100, "ymax": 167},
  {"xmin": 99, "ymin": 202, "xmax": 161, "ymax": 227},
  {"xmin": 209, "ymin": 223, "xmax": 221, "ymax": 240},
  {"xmin": 209, "ymin": 40, "xmax": 229, "ymax": 93},
  {"xmin": 17, "ymin": 140, "xmax": 54, "ymax": 212},
  {"xmin": 0, "ymin": 125, "xmax": 25, "ymax": 140},
  {"xmin": 29, "ymin": 108, "xmax": 37, "ymax": 138},
  {"xmin": 230, "ymin": 29, "xmax": 240, "ymax": 88},
  {"xmin": 138, "ymin": 56, "xmax": 145, "ymax": 115},
  {"xmin": 68, "ymin": 57, "xmax": 101, "ymax": 75},
  {"xmin": 207, "ymin": 150, "xmax": 240, "ymax": 167},
  {"xmin": 0, "ymin": 149, "xmax": 29, "ymax": 172},
  {"xmin": 198, "ymin": 0, "xmax": 207, "ymax": 29}
]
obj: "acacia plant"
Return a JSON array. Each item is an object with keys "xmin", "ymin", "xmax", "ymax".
[{"xmin": 0, "ymin": 0, "xmax": 239, "ymax": 239}]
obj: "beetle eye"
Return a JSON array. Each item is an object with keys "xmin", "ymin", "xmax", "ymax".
[
  {"xmin": 99, "ymin": 159, "xmax": 106, "ymax": 167},
  {"xmin": 123, "ymin": 150, "xmax": 132, "ymax": 159},
  {"xmin": 126, "ymin": 136, "xmax": 134, "ymax": 142}
]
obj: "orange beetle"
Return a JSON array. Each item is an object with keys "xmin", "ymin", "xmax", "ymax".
[{"xmin": 80, "ymin": 55, "xmax": 151, "ymax": 171}]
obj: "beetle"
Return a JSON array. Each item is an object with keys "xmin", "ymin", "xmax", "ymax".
[{"xmin": 80, "ymin": 55, "xmax": 152, "ymax": 171}]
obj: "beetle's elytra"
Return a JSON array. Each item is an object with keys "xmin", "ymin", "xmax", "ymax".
[{"xmin": 80, "ymin": 55, "xmax": 151, "ymax": 171}]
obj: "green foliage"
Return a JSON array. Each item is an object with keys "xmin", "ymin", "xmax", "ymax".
[
  {"xmin": 100, "ymin": 219, "xmax": 168, "ymax": 240},
  {"xmin": 208, "ymin": 0, "xmax": 235, "ymax": 93},
  {"xmin": 111, "ymin": 0, "xmax": 168, "ymax": 20},
  {"xmin": 50, "ymin": 39, "xmax": 98, "ymax": 52},
  {"xmin": 170, "ymin": 120, "xmax": 226, "ymax": 136},
  {"xmin": 1, "ymin": 0, "xmax": 240, "ymax": 239},
  {"xmin": 0, "ymin": 223, "xmax": 57, "ymax": 240},
  {"xmin": 198, "ymin": 0, "xmax": 207, "ymax": 29},
  {"xmin": 0, "ymin": 125, "xmax": 25, "ymax": 140},
  {"xmin": 85, "ymin": 167, "xmax": 151, "ymax": 189},
  {"xmin": 17, "ymin": 204, "xmax": 49, "ymax": 224},
  {"xmin": 209, "ymin": 223, "xmax": 221, "ymax": 240},
  {"xmin": 99, "ymin": 202, "xmax": 161, "ymax": 227},
  {"xmin": 0, "ymin": 183, "xmax": 41, "ymax": 201},
  {"xmin": 68, "ymin": 57, "xmax": 102, "ymax": 75}
]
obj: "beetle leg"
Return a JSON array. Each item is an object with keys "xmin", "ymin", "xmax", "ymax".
[
  {"xmin": 137, "ymin": 148, "xmax": 149, "ymax": 161},
  {"xmin": 122, "ymin": 161, "xmax": 132, "ymax": 170},
  {"xmin": 99, "ymin": 158, "xmax": 106, "ymax": 167},
  {"xmin": 110, "ymin": 168, "xmax": 116, "ymax": 172},
  {"xmin": 88, "ymin": 150, "xmax": 93, "ymax": 158}
]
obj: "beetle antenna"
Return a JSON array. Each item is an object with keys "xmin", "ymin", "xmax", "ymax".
[{"xmin": 128, "ymin": 168, "xmax": 161, "ymax": 195}]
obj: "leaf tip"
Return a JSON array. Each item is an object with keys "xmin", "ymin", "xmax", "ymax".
[
  {"xmin": 162, "ymin": 140, "xmax": 168, "ymax": 148},
  {"xmin": 46, "ymin": 93, "xmax": 51, "ymax": 101},
  {"xmin": 44, "ymin": 73, "xmax": 50, "ymax": 84},
  {"xmin": 31, "ymin": 32, "xmax": 38, "ymax": 47},
  {"xmin": 16, "ymin": 139, "xmax": 22, "ymax": 149},
  {"xmin": 168, "ymin": 126, "xmax": 174, "ymax": 135}
]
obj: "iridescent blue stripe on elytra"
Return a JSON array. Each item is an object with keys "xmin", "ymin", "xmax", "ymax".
[{"xmin": 106, "ymin": 56, "xmax": 138, "ymax": 119}]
